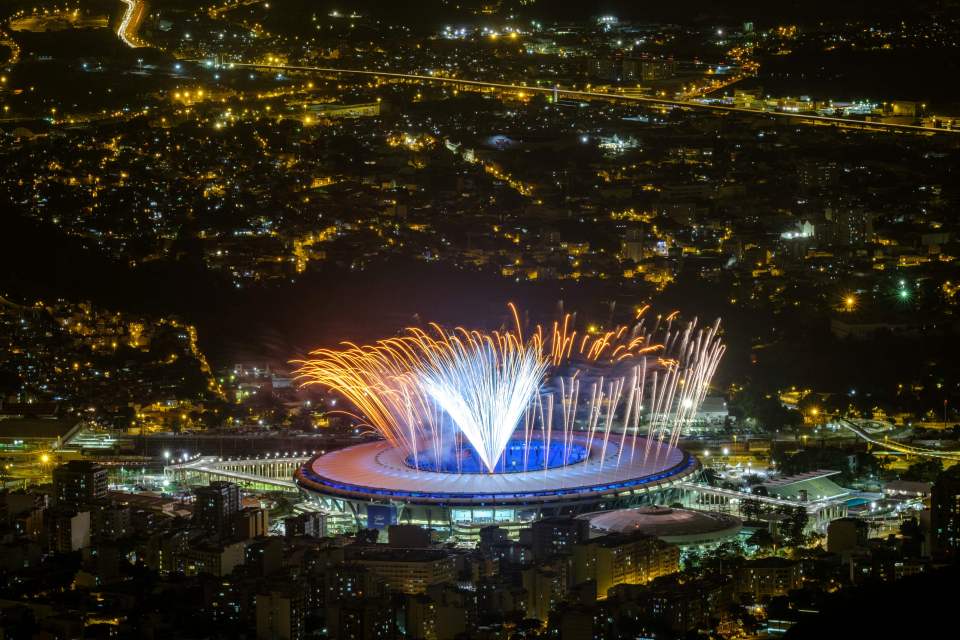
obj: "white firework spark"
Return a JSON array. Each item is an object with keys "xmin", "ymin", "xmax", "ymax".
[{"xmin": 295, "ymin": 305, "xmax": 724, "ymax": 474}]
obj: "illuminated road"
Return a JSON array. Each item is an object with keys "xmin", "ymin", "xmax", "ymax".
[
  {"xmin": 203, "ymin": 61, "xmax": 960, "ymax": 135},
  {"xmin": 117, "ymin": 0, "xmax": 145, "ymax": 48},
  {"xmin": 0, "ymin": 26, "xmax": 20, "ymax": 64},
  {"xmin": 837, "ymin": 417, "xmax": 960, "ymax": 461}
]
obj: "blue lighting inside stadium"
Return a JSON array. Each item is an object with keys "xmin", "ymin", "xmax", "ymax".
[
  {"xmin": 298, "ymin": 451, "xmax": 696, "ymax": 502},
  {"xmin": 405, "ymin": 438, "xmax": 588, "ymax": 474}
]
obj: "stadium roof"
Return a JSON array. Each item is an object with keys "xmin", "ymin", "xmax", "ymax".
[
  {"xmin": 298, "ymin": 436, "xmax": 697, "ymax": 505},
  {"xmin": 761, "ymin": 470, "xmax": 849, "ymax": 501},
  {"xmin": 584, "ymin": 506, "xmax": 742, "ymax": 546},
  {"xmin": 0, "ymin": 418, "xmax": 82, "ymax": 442}
]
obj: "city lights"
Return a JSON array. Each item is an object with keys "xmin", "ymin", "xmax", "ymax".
[{"xmin": 1, "ymin": 2, "xmax": 959, "ymax": 634}]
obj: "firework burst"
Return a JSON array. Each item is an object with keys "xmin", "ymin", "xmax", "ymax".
[{"xmin": 294, "ymin": 305, "xmax": 724, "ymax": 473}]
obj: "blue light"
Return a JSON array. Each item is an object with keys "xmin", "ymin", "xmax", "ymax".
[
  {"xmin": 406, "ymin": 438, "xmax": 588, "ymax": 474},
  {"xmin": 297, "ymin": 452, "xmax": 696, "ymax": 502}
]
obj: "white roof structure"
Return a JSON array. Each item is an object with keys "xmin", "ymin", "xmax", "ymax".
[
  {"xmin": 297, "ymin": 436, "xmax": 697, "ymax": 506},
  {"xmin": 584, "ymin": 506, "xmax": 742, "ymax": 546}
]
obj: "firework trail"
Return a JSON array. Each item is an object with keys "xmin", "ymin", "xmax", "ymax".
[{"xmin": 295, "ymin": 304, "xmax": 724, "ymax": 473}]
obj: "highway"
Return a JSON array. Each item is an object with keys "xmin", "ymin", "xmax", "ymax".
[
  {"xmin": 203, "ymin": 60, "xmax": 960, "ymax": 136},
  {"xmin": 117, "ymin": 0, "xmax": 145, "ymax": 48}
]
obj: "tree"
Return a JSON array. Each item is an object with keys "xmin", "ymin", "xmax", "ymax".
[
  {"xmin": 741, "ymin": 497, "xmax": 763, "ymax": 522},
  {"xmin": 782, "ymin": 505, "xmax": 809, "ymax": 547},
  {"xmin": 702, "ymin": 468, "xmax": 720, "ymax": 486},
  {"xmin": 354, "ymin": 529, "xmax": 380, "ymax": 544},
  {"xmin": 752, "ymin": 394, "xmax": 804, "ymax": 433},
  {"xmin": 747, "ymin": 528, "xmax": 775, "ymax": 551},
  {"xmin": 902, "ymin": 459, "xmax": 943, "ymax": 483}
]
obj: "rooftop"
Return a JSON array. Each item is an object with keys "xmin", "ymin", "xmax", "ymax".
[
  {"xmin": 761, "ymin": 470, "xmax": 850, "ymax": 501},
  {"xmin": 0, "ymin": 417, "xmax": 82, "ymax": 441},
  {"xmin": 584, "ymin": 506, "xmax": 742, "ymax": 545}
]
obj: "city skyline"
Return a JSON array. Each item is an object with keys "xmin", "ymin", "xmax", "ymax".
[{"xmin": 1, "ymin": 2, "xmax": 959, "ymax": 639}]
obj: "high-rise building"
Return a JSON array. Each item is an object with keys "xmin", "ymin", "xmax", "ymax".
[
  {"xmin": 931, "ymin": 466, "xmax": 960, "ymax": 557},
  {"xmin": 345, "ymin": 547, "xmax": 456, "ymax": 595},
  {"xmin": 522, "ymin": 565, "xmax": 566, "ymax": 621},
  {"xmin": 826, "ymin": 517, "xmax": 868, "ymax": 554},
  {"xmin": 256, "ymin": 587, "xmax": 306, "ymax": 640},
  {"xmin": 572, "ymin": 531, "xmax": 680, "ymax": 598},
  {"xmin": 232, "ymin": 507, "xmax": 269, "ymax": 540},
  {"xmin": 402, "ymin": 594, "xmax": 437, "ymax": 640},
  {"xmin": 245, "ymin": 538, "xmax": 284, "ymax": 577},
  {"xmin": 52, "ymin": 461, "xmax": 107, "ymax": 506},
  {"xmin": 177, "ymin": 539, "xmax": 248, "ymax": 577},
  {"xmin": 284, "ymin": 511, "xmax": 327, "ymax": 538},
  {"xmin": 738, "ymin": 557, "xmax": 803, "ymax": 599},
  {"xmin": 478, "ymin": 525, "xmax": 509, "ymax": 553},
  {"xmin": 325, "ymin": 566, "xmax": 395, "ymax": 640},
  {"xmin": 47, "ymin": 509, "xmax": 91, "ymax": 553},
  {"xmin": 388, "ymin": 524, "xmax": 432, "ymax": 548},
  {"xmin": 530, "ymin": 517, "xmax": 590, "ymax": 561},
  {"xmin": 193, "ymin": 481, "xmax": 242, "ymax": 537}
]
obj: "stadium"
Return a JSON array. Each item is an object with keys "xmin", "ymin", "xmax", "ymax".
[{"xmin": 293, "ymin": 307, "xmax": 722, "ymax": 539}]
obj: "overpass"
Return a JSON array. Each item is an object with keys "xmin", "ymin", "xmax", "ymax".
[
  {"xmin": 165, "ymin": 453, "xmax": 308, "ymax": 493},
  {"xmin": 194, "ymin": 60, "xmax": 960, "ymax": 136},
  {"xmin": 836, "ymin": 417, "xmax": 960, "ymax": 461}
]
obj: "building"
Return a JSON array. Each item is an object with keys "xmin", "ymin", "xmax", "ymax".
[
  {"xmin": 193, "ymin": 481, "xmax": 242, "ymax": 537},
  {"xmin": 324, "ymin": 566, "xmax": 395, "ymax": 639},
  {"xmin": 295, "ymin": 439, "xmax": 699, "ymax": 541},
  {"xmin": 88, "ymin": 501, "xmax": 131, "ymax": 541},
  {"xmin": 738, "ymin": 557, "xmax": 802, "ymax": 600},
  {"xmin": 425, "ymin": 583, "xmax": 475, "ymax": 638},
  {"xmin": 0, "ymin": 417, "xmax": 83, "ymax": 452},
  {"xmin": 884, "ymin": 480, "xmax": 932, "ymax": 500},
  {"xmin": 522, "ymin": 565, "xmax": 566, "ymax": 621},
  {"xmin": 760, "ymin": 471, "xmax": 849, "ymax": 504},
  {"xmin": 402, "ymin": 595, "xmax": 437, "ymax": 640},
  {"xmin": 246, "ymin": 538, "xmax": 284, "ymax": 577},
  {"xmin": 284, "ymin": 511, "xmax": 328, "ymax": 538},
  {"xmin": 232, "ymin": 507, "xmax": 269, "ymax": 540},
  {"xmin": 687, "ymin": 397, "xmax": 730, "ymax": 433},
  {"xmin": 826, "ymin": 517, "xmax": 868, "ymax": 555},
  {"xmin": 255, "ymin": 588, "xmax": 306, "ymax": 640},
  {"xmin": 388, "ymin": 523, "xmax": 433, "ymax": 548},
  {"xmin": 610, "ymin": 576, "xmax": 735, "ymax": 634},
  {"xmin": 529, "ymin": 516, "xmax": 590, "ymax": 560},
  {"xmin": 478, "ymin": 525, "xmax": 509, "ymax": 552},
  {"xmin": 572, "ymin": 531, "xmax": 680, "ymax": 599},
  {"xmin": 177, "ymin": 539, "xmax": 247, "ymax": 577},
  {"xmin": 583, "ymin": 507, "xmax": 742, "ymax": 550},
  {"xmin": 47, "ymin": 509, "xmax": 91, "ymax": 553},
  {"xmin": 346, "ymin": 547, "xmax": 457, "ymax": 595},
  {"xmin": 52, "ymin": 461, "xmax": 108, "ymax": 506},
  {"xmin": 930, "ymin": 466, "xmax": 960, "ymax": 557}
]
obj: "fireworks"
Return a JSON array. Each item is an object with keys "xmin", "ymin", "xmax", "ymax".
[{"xmin": 294, "ymin": 305, "xmax": 724, "ymax": 474}]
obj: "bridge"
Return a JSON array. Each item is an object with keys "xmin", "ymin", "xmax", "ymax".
[
  {"xmin": 191, "ymin": 60, "xmax": 959, "ymax": 136},
  {"xmin": 836, "ymin": 417, "xmax": 960, "ymax": 461},
  {"xmin": 165, "ymin": 453, "xmax": 309, "ymax": 493}
]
